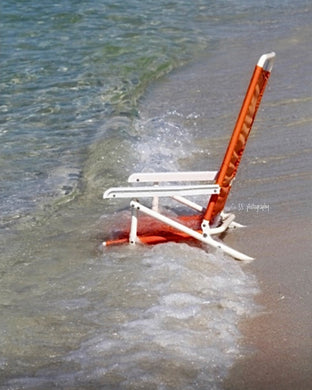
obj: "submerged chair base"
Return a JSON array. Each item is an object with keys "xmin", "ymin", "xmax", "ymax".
[
  {"xmin": 103, "ymin": 170, "xmax": 253, "ymax": 262},
  {"xmin": 129, "ymin": 202, "xmax": 253, "ymax": 261}
]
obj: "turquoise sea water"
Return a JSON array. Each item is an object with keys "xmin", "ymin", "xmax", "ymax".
[
  {"xmin": 1, "ymin": 1, "xmax": 311, "ymax": 389},
  {"xmin": 1, "ymin": 0, "xmax": 310, "ymax": 221}
]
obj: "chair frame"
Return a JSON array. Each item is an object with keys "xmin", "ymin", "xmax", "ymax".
[{"xmin": 103, "ymin": 52, "xmax": 276, "ymax": 261}]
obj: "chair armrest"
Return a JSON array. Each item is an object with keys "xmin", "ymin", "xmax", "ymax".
[
  {"xmin": 128, "ymin": 170, "xmax": 218, "ymax": 183},
  {"xmin": 104, "ymin": 184, "xmax": 220, "ymax": 199}
]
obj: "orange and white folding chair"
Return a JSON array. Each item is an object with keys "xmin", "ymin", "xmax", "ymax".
[{"xmin": 103, "ymin": 52, "xmax": 276, "ymax": 261}]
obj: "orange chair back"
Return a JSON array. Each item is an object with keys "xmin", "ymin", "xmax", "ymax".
[{"xmin": 204, "ymin": 58, "xmax": 274, "ymax": 225}]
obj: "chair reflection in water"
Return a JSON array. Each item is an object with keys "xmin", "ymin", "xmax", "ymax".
[{"xmin": 103, "ymin": 52, "xmax": 276, "ymax": 261}]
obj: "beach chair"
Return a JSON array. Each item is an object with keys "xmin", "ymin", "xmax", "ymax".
[{"xmin": 103, "ymin": 52, "xmax": 276, "ymax": 261}]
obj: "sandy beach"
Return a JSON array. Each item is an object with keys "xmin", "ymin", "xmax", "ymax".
[{"xmin": 223, "ymin": 216, "xmax": 312, "ymax": 389}]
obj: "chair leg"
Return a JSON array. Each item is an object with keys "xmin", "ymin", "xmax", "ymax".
[
  {"xmin": 201, "ymin": 214, "xmax": 236, "ymax": 235},
  {"xmin": 152, "ymin": 196, "xmax": 159, "ymax": 211},
  {"xmin": 129, "ymin": 202, "xmax": 139, "ymax": 245},
  {"xmin": 201, "ymin": 233, "xmax": 254, "ymax": 262},
  {"xmin": 221, "ymin": 212, "xmax": 246, "ymax": 228}
]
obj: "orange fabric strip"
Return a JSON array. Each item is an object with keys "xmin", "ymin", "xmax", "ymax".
[{"xmin": 204, "ymin": 65, "xmax": 271, "ymax": 224}]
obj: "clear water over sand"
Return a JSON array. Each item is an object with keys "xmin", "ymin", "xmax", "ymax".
[{"xmin": 1, "ymin": 1, "xmax": 311, "ymax": 388}]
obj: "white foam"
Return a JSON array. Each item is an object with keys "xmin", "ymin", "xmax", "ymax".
[{"xmin": 56, "ymin": 243, "xmax": 259, "ymax": 389}]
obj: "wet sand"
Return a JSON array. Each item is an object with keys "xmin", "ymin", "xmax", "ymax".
[
  {"xmin": 137, "ymin": 40, "xmax": 312, "ymax": 389},
  {"xmin": 224, "ymin": 217, "xmax": 312, "ymax": 389}
]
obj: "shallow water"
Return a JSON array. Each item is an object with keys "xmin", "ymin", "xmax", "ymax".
[{"xmin": 1, "ymin": 1, "xmax": 311, "ymax": 389}]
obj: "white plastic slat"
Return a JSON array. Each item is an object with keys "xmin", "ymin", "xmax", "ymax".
[
  {"xmin": 103, "ymin": 184, "xmax": 220, "ymax": 199},
  {"xmin": 128, "ymin": 170, "xmax": 218, "ymax": 183}
]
